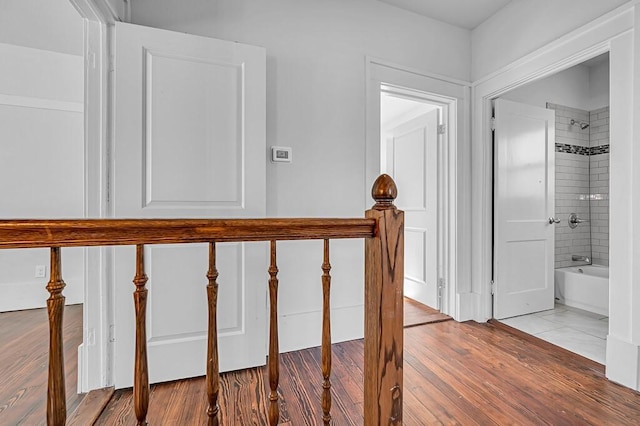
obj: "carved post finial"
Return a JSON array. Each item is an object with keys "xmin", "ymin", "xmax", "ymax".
[{"xmin": 371, "ymin": 174, "xmax": 398, "ymax": 209}]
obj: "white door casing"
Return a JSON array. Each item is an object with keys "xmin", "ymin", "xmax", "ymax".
[
  {"xmin": 493, "ymin": 98, "xmax": 555, "ymax": 319},
  {"xmin": 385, "ymin": 109, "xmax": 440, "ymax": 309},
  {"xmin": 366, "ymin": 57, "xmax": 469, "ymax": 320},
  {"xmin": 112, "ymin": 22, "xmax": 266, "ymax": 388}
]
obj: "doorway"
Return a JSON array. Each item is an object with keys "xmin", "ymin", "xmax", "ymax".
[
  {"xmin": 380, "ymin": 89, "xmax": 442, "ymax": 311},
  {"xmin": 492, "ymin": 53, "xmax": 611, "ymax": 364},
  {"xmin": 0, "ymin": 0, "xmax": 86, "ymax": 421},
  {"xmin": 366, "ymin": 57, "xmax": 467, "ymax": 320}
]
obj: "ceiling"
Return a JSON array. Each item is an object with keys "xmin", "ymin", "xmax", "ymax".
[{"xmin": 376, "ymin": 0, "xmax": 513, "ymax": 30}]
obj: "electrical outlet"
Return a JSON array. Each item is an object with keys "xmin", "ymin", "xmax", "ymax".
[{"xmin": 35, "ymin": 265, "xmax": 46, "ymax": 278}]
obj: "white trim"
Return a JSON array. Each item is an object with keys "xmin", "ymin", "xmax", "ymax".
[
  {"xmin": 368, "ymin": 55, "xmax": 471, "ymax": 88},
  {"xmin": 366, "ymin": 57, "xmax": 467, "ymax": 320},
  {"xmin": 606, "ymin": 334, "xmax": 640, "ymax": 390},
  {"xmin": 67, "ymin": 0, "xmax": 113, "ymax": 392},
  {"xmin": 0, "ymin": 93, "xmax": 83, "ymax": 112},
  {"xmin": 0, "ymin": 281, "xmax": 83, "ymax": 312},
  {"xmin": 69, "ymin": 0, "xmax": 118, "ymax": 24},
  {"xmin": 471, "ymin": 3, "xmax": 634, "ymax": 324}
]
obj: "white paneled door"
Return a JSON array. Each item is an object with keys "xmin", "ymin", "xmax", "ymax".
[
  {"xmin": 386, "ymin": 109, "xmax": 439, "ymax": 309},
  {"xmin": 112, "ymin": 22, "xmax": 266, "ymax": 388},
  {"xmin": 494, "ymin": 98, "xmax": 555, "ymax": 319}
]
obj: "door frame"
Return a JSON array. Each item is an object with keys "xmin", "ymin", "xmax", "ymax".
[
  {"xmin": 67, "ymin": 0, "xmax": 116, "ymax": 391},
  {"xmin": 471, "ymin": 4, "xmax": 633, "ymax": 324},
  {"xmin": 366, "ymin": 56, "xmax": 469, "ymax": 319}
]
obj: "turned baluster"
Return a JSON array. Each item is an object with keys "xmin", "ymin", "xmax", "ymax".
[
  {"xmin": 268, "ymin": 240, "xmax": 280, "ymax": 426},
  {"xmin": 321, "ymin": 239, "xmax": 332, "ymax": 425},
  {"xmin": 206, "ymin": 242, "xmax": 220, "ymax": 425},
  {"xmin": 46, "ymin": 247, "xmax": 66, "ymax": 426},
  {"xmin": 364, "ymin": 174, "xmax": 404, "ymax": 425},
  {"xmin": 133, "ymin": 244, "xmax": 150, "ymax": 425}
]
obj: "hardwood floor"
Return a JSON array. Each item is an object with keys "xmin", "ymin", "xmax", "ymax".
[
  {"xmin": 97, "ymin": 320, "xmax": 640, "ymax": 425},
  {"xmin": 404, "ymin": 297, "xmax": 450, "ymax": 327},
  {"xmin": 0, "ymin": 304, "xmax": 84, "ymax": 425},
  {"xmin": 4, "ymin": 304, "xmax": 640, "ymax": 424}
]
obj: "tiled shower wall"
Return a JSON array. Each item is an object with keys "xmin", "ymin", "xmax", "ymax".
[
  {"xmin": 548, "ymin": 104, "xmax": 591, "ymax": 268},
  {"xmin": 589, "ymin": 106, "xmax": 610, "ymax": 266},
  {"xmin": 547, "ymin": 103, "xmax": 610, "ymax": 268}
]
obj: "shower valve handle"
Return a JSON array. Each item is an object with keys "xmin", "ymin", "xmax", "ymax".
[{"xmin": 548, "ymin": 217, "xmax": 561, "ymax": 224}]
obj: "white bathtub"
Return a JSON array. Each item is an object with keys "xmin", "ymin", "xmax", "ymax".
[{"xmin": 554, "ymin": 265, "xmax": 609, "ymax": 316}]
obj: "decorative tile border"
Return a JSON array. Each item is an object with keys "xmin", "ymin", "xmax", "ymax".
[
  {"xmin": 555, "ymin": 143, "xmax": 609, "ymax": 156},
  {"xmin": 590, "ymin": 144, "xmax": 610, "ymax": 155},
  {"xmin": 556, "ymin": 143, "xmax": 589, "ymax": 155}
]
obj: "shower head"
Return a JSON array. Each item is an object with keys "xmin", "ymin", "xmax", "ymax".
[{"xmin": 570, "ymin": 119, "xmax": 590, "ymax": 130}]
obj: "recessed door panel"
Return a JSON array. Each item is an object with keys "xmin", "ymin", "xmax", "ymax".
[{"xmin": 143, "ymin": 50, "xmax": 243, "ymax": 207}]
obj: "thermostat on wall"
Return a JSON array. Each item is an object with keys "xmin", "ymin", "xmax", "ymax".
[{"xmin": 271, "ymin": 146, "xmax": 292, "ymax": 163}]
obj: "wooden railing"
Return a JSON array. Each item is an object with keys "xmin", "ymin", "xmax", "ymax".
[{"xmin": 0, "ymin": 174, "xmax": 404, "ymax": 425}]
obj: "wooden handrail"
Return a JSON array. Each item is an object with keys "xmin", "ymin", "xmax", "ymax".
[
  {"xmin": 2, "ymin": 174, "xmax": 403, "ymax": 425},
  {"xmin": 0, "ymin": 218, "xmax": 375, "ymax": 248}
]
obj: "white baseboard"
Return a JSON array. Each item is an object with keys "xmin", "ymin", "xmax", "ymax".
[
  {"xmin": 456, "ymin": 292, "xmax": 478, "ymax": 322},
  {"xmin": 606, "ymin": 334, "xmax": 640, "ymax": 391},
  {"xmin": 279, "ymin": 305, "xmax": 364, "ymax": 353},
  {"xmin": 78, "ymin": 343, "xmax": 86, "ymax": 392},
  {"xmin": 0, "ymin": 278, "xmax": 84, "ymax": 312}
]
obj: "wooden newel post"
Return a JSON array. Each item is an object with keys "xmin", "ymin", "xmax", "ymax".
[
  {"xmin": 364, "ymin": 174, "xmax": 404, "ymax": 425},
  {"xmin": 47, "ymin": 247, "xmax": 66, "ymax": 426}
]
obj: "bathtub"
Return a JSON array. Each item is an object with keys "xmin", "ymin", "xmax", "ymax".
[{"xmin": 554, "ymin": 265, "xmax": 609, "ymax": 316}]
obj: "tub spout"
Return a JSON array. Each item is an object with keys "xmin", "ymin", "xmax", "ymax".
[{"xmin": 571, "ymin": 255, "xmax": 590, "ymax": 263}]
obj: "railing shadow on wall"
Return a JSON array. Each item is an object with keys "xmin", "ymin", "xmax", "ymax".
[{"xmin": 0, "ymin": 174, "xmax": 404, "ymax": 426}]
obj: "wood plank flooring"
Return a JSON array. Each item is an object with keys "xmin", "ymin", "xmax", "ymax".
[
  {"xmin": 0, "ymin": 304, "xmax": 84, "ymax": 425},
  {"xmin": 97, "ymin": 319, "xmax": 640, "ymax": 425},
  {"xmin": 404, "ymin": 297, "xmax": 450, "ymax": 327},
  {"xmin": 3, "ymin": 302, "xmax": 640, "ymax": 424}
]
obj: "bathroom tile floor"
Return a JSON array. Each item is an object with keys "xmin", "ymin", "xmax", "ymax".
[{"xmin": 501, "ymin": 303, "xmax": 608, "ymax": 364}]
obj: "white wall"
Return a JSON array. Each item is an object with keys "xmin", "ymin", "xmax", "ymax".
[
  {"xmin": 590, "ymin": 60, "xmax": 611, "ymax": 109},
  {"xmin": 129, "ymin": 0, "xmax": 471, "ymax": 351},
  {"xmin": 471, "ymin": 0, "xmax": 630, "ymax": 81},
  {"xmin": 502, "ymin": 58, "xmax": 609, "ymax": 110},
  {"xmin": 502, "ymin": 65, "xmax": 592, "ymax": 109},
  {"xmin": 0, "ymin": 0, "xmax": 83, "ymax": 56},
  {"xmin": 0, "ymin": 1, "xmax": 85, "ymax": 312}
]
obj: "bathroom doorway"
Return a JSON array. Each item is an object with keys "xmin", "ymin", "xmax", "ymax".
[{"xmin": 492, "ymin": 53, "xmax": 611, "ymax": 364}]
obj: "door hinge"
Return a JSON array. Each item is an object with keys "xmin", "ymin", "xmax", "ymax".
[
  {"xmin": 437, "ymin": 278, "xmax": 445, "ymax": 310},
  {"xmin": 490, "ymin": 117, "xmax": 496, "ymax": 131},
  {"xmin": 437, "ymin": 124, "xmax": 447, "ymax": 135},
  {"xmin": 490, "ymin": 280, "xmax": 495, "ymax": 295},
  {"xmin": 109, "ymin": 324, "xmax": 116, "ymax": 342}
]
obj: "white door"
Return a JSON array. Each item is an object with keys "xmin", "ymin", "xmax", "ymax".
[
  {"xmin": 385, "ymin": 109, "xmax": 439, "ymax": 309},
  {"xmin": 494, "ymin": 98, "xmax": 555, "ymax": 319},
  {"xmin": 112, "ymin": 22, "xmax": 266, "ymax": 388}
]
